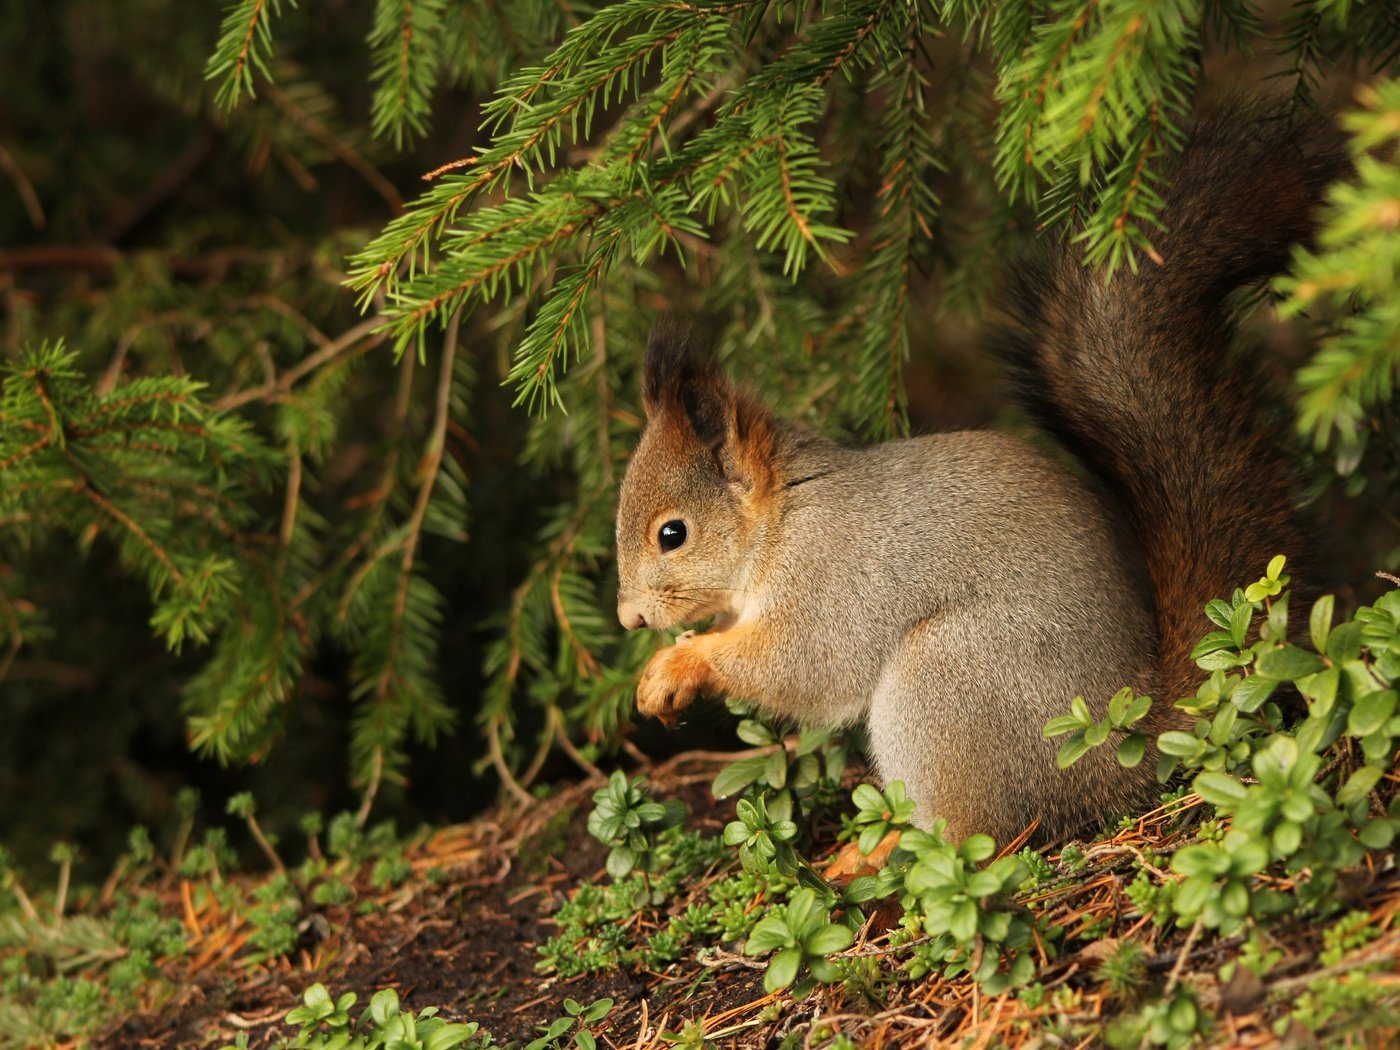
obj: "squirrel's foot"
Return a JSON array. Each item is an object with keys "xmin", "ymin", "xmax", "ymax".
[{"xmin": 637, "ymin": 641, "xmax": 710, "ymax": 726}]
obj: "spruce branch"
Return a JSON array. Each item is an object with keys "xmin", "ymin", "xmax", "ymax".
[
  {"xmin": 262, "ymin": 80, "xmax": 405, "ymax": 211},
  {"xmin": 344, "ymin": 311, "xmax": 463, "ymax": 801},
  {"xmin": 207, "ymin": 0, "xmax": 296, "ymax": 108},
  {"xmin": 1282, "ymin": 77, "xmax": 1400, "ymax": 454},
  {"xmin": 0, "ymin": 586, "xmax": 23, "ymax": 685},
  {"xmin": 840, "ymin": 5, "xmax": 942, "ymax": 439},
  {"xmin": 994, "ymin": 0, "xmax": 1198, "ymax": 274},
  {"xmin": 369, "ymin": 0, "xmax": 449, "ymax": 148}
]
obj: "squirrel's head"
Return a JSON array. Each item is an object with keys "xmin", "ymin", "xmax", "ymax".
[{"xmin": 616, "ymin": 325, "xmax": 778, "ymax": 632}]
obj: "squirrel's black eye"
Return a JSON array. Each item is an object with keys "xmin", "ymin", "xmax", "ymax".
[{"xmin": 658, "ymin": 520, "xmax": 687, "ymax": 552}]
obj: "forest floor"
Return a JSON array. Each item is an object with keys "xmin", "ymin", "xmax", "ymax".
[{"xmin": 67, "ymin": 749, "xmax": 1400, "ymax": 1049}]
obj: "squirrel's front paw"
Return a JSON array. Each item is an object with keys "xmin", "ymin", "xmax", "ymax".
[{"xmin": 637, "ymin": 642, "xmax": 710, "ymax": 726}]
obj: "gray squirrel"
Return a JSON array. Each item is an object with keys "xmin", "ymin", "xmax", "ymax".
[{"xmin": 613, "ymin": 109, "xmax": 1348, "ymax": 845}]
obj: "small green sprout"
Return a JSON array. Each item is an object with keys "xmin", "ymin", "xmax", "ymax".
[
  {"xmin": 525, "ymin": 997, "xmax": 614, "ymax": 1050},
  {"xmin": 743, "ymin": 886, "xmax": 853, "ymax": 997},
  {"xmin": 586, "ymin": 770, "xmax": 686, "ymax": 880},
  {"xmin": 849, "ymin": 781, "xmax": 917, "ymax": 854},
  {"xmin": 722, "ymin": 793, "xmax": 800, "ymax": 875}
]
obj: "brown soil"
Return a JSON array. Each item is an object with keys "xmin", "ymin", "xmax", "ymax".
[{"xmin": 90, "ymin": 750, "xmax": 1400, "ymax": 1049}]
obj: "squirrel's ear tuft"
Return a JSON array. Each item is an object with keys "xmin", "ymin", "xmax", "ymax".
[
  {"xmin": 641, "ymin": 321, "xmax": 777, "ymax": 497},
  {"xmin": 642, "ymin": 322, "xmax": 728, "ymax": 448}
]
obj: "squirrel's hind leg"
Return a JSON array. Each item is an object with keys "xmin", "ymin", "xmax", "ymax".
[{"xmin": 864, "ymin": 612, "xmax": 1152, "ymax": 848}]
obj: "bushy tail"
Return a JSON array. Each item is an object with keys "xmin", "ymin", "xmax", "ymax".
[{"xmin": 998, "ymin": 108, "xmax": 1349, "ymax": 707}]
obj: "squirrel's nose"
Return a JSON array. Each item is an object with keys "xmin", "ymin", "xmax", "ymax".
[{"xmin": 618, "ymin": 600, "xmax": 647, "ymax": 631}]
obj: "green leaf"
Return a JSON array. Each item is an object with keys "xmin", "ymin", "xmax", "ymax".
[
  {"xmin": 960, "ymin": 835, "xmax": 996, "ymax": 863},
  {"xmin": 711, "ymin": 756, "xmax": 766, "ymax": 798},
  {"xmin": 978, "ymin": 909, "xmax": 1011, "ymax": 942},
  {"xmin": 1084, "ymin": 718, "xmax": 1111, "ymax": 747},
  {"xmin": 1309, "ymin": 594, "xmax": 1335, "ymax": 652},
  {"xmin": 1243, "ymin": 581, "xmax": 1274, "ymax": 603},
  {"xmin": 1158, "ymin": 731, "xmax": 1201, "ymax": 758},
  {"xmin": 1168, "ymin": 993, "xmax": 1199, "ymax": 1033},
  {"xmin": 1191, "ymin": 631, "xmax": 1238, "ymax": 660},
  {"xmin": 1359, "ymin": 819, "xmax": 1396, "ymax": 850},
  {"xmin": 606, "ymin": 846, "xmax": 636, "ymax": 880},
  {"xmin": 1231, "ymin": 673, "xmax": 1278, "ymax": 713},
  {"xmin": 1230, "ymin": 601, "xmax": 1254, "ymax": 648},
  {"xmin": 1205, "ymin": 599, "xmax": 1235, "ymax": 629},
  {"xmin": 1056, "ymin": 733, "xmax": 1092, "ymax": 769},
  {"xmin": 858, "ymin": 822, "xmax": 887, "ymax": 855},
  {"xmin": 1193, "ymin": 771, "xmax": 1247, "ymax": 807},
  {"xmin": 1336, "ymin": 765, "xmax": 1385, "ymax": 807},
  {"xmin": 1297, "ymin": 667, "xmax": 1338, "ymax": 713},
  {"xmin": 1116, "ymin": 733, "xmax": 1146, "ymax": 768},
  {"xmin": 722, "ymin": 822, "xmax": 751, "ymax": 847},
  {"xmin": 805, "ymin": 924, "xmax": 853, "ymax": 955},
  {"xmin": 852, "ymin": 783, "xmax": 886, "ymax": 813},
  {"xmin": 369, "ymin": 987, "xmax": 400, "ymax": 1027},
  {"xmin": 583, "ymin": 999, "xmax": 613, "ymax": 1023},
  {"xmin": 845, "ymin": 875, "xmax": 878, "ymax": 903},
  {"xmin": 1043, "ymin": 714, "xmax": 1085, "ymax": 738},
  {"xmin": 763, "ymin": 748, "xmax": 789, "ymax": 789},
  {"xmin": 1123, "ymin": 694, "xmax": 1153, "ymax": 725},
  {"xmin": 764, "ymin": 947, "xmax": 801, "ymax": 992},
  {"xmin": 1220, "ymin": 879, "xmax": 1250, "ymax": 917},
  {"xmin": 1272, "ymin": 821, "xmax": 1302, "ymax": 858},
  {"xmin": 965, "ymin": 870, "xmax": 1002, "ymax": 897},
  {"xmin": 426, "ymin": 1024, "xmax": 481, "ymax": 1050},
  {"xmin": 1347, "ymin": 690, "xmax": 1397, "ymax": 737},
  {"xmin": 736, "ymin": 719, "xmax": 776, "ymax": 746},
  {"xmin": 950, "ymin": 899, "xmax": 978, "ymax": 942},
  {"xmin": 1326, "ymin": 621, "xmax": 1364, "ymax": 662},
  {"xmin": 745, "ymin": 918, "xmax": 792, "ymax": 955},
  {"xmin": 1256, "ymin": 645, "xmax": 1326, "ymax": 681}
]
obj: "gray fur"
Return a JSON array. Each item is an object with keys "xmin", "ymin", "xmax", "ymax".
[{"xmin": 618, "ymin": 420, "xmax": 1156, "ymax": 845}]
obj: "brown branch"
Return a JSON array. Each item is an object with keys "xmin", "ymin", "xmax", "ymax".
[
  {"xmin": 279, "ymin": 436, "xmax": 302, "ymax": 557},
  {"xmin": 0, "ymin": 140, "xmax": 44, "ymax": 228},
  {"xmin": 31, "ymin": 371, "xmax": 62, "ymax": 446},
  {"xmin": 102, "ymin": 129, "xmax": 217, "ymax": 242},
  {"xmin": 591, "ymin": 304, "xmax": 614, "ymax": 491},
  {"xmin": 550, "ymin": 557, "xmax": 600, "ymax": 680},
  {"xmin": 420, "ymin": 31, "xmax": 678, "ymax": 190},
  {"xmin": 262, "ymin": 80, "xmax": 404, "ymax": 213},
  {"xmin": 325, "ymin": 350, "xmax": 418, "ymax": 620},
  {"xmin": 1077, "ymin": 14, "xmax": 1144, "ymax": 134},
  {"xmin": 548, "ymin": 706, "xmax": 604, "ymax": 781},
  {"xmin": 1022, "ymin": 3, "xmax": 1099, "ymax": 167},
  {"xmin": 215, "ymin": 315, "xmax": 386, "ymax": 411},
  {"xmin": 488, "ymin": 717, "xmax": 535, "ymax": 808},
  {"xmin": 398, "ymin": 0, "xmax": 415, "ymax": 113},
  {"xmin": 229, "ymin": 0, "xmax": 268, "ymax": 98},
  {"xmin": 0, "ymin": 244, "xmax": 276, "ymax": 277},
  {"xmin": 0, "ymin": 434, "xmax": 52, "ymax": 472},
  {"xmin": 775, "ymin": 130, "xmax": 813, "ymax": 245},
  {"xmin": 626, "ymin": 71, "xmax": 695, "ymax": 167},
  {"xmin": 0, "ymin": 586, "xmax": 23, "ymax": 685},
  {"xmin": 80, "ymin": 482, "xmax": 185, "ymax": 587},
  {"xmin": 398, "ymin": 220, "xmax": 585, "ymax": 328},
  {"xmin": 817, "ymin": 0, "xmax": 897, "ymax": 87},
  {"xmin": 356, "ymin": 310, "xmax": 462, "ymax": 822}
]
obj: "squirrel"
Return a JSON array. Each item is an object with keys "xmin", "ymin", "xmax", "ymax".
[{"xmin": 614, "ymin": 109, "xmax": 1349, "ymax": 846}]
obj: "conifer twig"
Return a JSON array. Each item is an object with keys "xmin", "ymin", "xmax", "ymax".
[
  {"xmin": 263, "ymin": 80, "xmax": 405, "ymax": 212},
  {"xmin": 0, "ymin": 140, "xmax": 45, "ymax": 228},
  {"xmin": 0, "ymin": 588, "xmax": 22, "ymax": 685}
]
